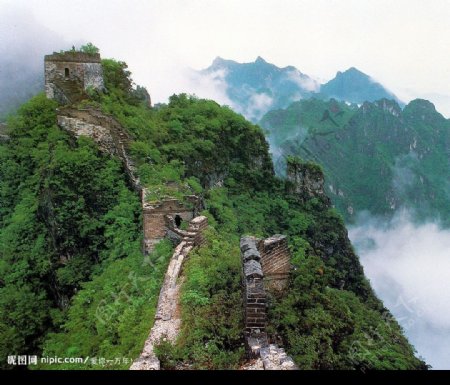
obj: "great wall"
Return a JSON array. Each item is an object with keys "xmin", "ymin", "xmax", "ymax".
[
  {"xmin": 130, "ymin": 216, "xmax": 208, "ymax": 370},
  {"xmin": 45, "ymin": 50, "xmax": 304, "ymax": 370},
  {"xmin": 240, "ymin": 236, "xmax": 297, "ymax": 370}
]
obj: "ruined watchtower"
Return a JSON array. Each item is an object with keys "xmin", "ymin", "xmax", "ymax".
[{"xmin": 45, "ymin": 51, "xmax": 105, "ymax": 104}]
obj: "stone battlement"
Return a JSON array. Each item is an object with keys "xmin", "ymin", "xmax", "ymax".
[
  {"xmin": 45, "ymin": 51, "xmax": 101, "ymax": 63},
  {"xmin": 142, "ymin": 194, "xmax": 202, "ymax": 255},
  {"xmin": 240, "ymin": 235, "xmax": 297, "ymax": 370},
  {"xmin": 240, "ymin": 236, "xmax": 267, "ymax": 336},
  {"xmin": 45, "ymin": 51, "xmax": 104, "ymax": 104},
  {"xmin": 240, "ymin": 234, "xmax": 291, "ymax": 339}
]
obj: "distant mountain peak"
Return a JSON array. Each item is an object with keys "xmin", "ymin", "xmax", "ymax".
[
  {"xmin": 211, "ymin": 56, "xmax": 235, "ymax": 67},
  {"xmin": 337, "ymin": 67, "xmax": 370, "ymax": 79},
  {"xmin": 199, "ymin": 56, "xmax": 404, "ymax": 121},
  {"xmin": 321, "ymin": 67, "xmax": 402, "ymax": 106},
  {"xmin": 212, "ymin": 56, "xmax": 224, "ymax": 65},
  {"xmin": 407, "ymin": 98, "xmax": 436, "ymax": 110},
  {"xmin": 346, "ymin": 66, "xmax": 363, "ymax": 73}
]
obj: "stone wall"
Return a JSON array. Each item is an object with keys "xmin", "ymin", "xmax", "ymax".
[
  {"xmin": 45, "ymin": 52, "xmax": 102, "ymax": 63},
  {"xmin": 257, "ymin": 235, "xmax": 291, "ymax": 291},
  {"xmin": 240, "ymin": 236, "xmax": 267, "ymax": 335},
  {"xmin": 166, "ymin": 215, "xmax": 208, "ymax": 246},
  {"xmin": 240, "ymin": 235, "xmax": 291, "ymax": 335},
  {"xmin": 45, "ymin": 52, "xmax": 104, "ymax": 104},
  {"xmin": 142, "ymin": 196, "xmax": 201, "ymax": 254},
  {"xmin": 240, "ymin": 236, "xmax": 297, "ymax": 370}
]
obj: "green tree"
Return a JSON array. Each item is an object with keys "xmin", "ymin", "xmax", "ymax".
[{"xmin": 80, "ymin": 42, "xmax": 99, "ymax": 55}]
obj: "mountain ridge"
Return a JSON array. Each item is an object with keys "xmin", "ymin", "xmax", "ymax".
[
  {"xmin": 260, "ymin": 96, "xmax": 450, "ymax": 226},
  {"xmin": 199, "ymin": 56, "xmax": 402, "ymax": 122},
  {"xmin": 0, "ymin": 50, "xmax": 427, "ymax": 370}
]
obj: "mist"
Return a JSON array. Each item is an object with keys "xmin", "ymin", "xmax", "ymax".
[
  {"xmin": 349, "ymin": 210, "xmax": 450, "ymax": 369},
  {"xmin": 2, "ymin": 0, "xmax": 450, "ymax": 116},
  {"xmin": 0, "ymin": 7, "xmax": 75, "ymax": 118}
]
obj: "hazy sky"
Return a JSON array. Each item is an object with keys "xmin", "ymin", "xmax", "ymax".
[{"xmin": 1, "ymin": 0, "xmax": 450, "ymax": 115}]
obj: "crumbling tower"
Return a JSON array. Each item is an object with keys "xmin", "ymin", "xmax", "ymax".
[{"xmin": 44, "ymin": 51, "xmax": 104, "ymax": 104}]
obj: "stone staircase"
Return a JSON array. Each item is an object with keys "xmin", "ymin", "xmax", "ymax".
[{"xmin": 53, "ymin": 79, "xmax": 86, "ymax": 104}]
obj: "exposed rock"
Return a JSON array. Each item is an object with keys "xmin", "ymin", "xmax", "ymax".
[
  {"xmin": 241, "ymin": 358, "xmax": 264, "ymax": 370},
  {"xmin": 244, "ymin": 260, "xmax": 263, "ymax": 278},
  {"xmin": 243, "ymin": 248, "xmax": 261, "ymax": 262},
  {"xmin": 286, "ymin": 159, "xmax": 326, "ymax": 198},
  {"xmin": 260, "ymin": 345, "xmax": 298, "ymax": 370},
  {"xmin": 0, "ymin": 123, "xmax": 9, "ymax": 142},
  {"xmin": 56, "ymin": 107, "xmax": 140, "ymax": 191}
]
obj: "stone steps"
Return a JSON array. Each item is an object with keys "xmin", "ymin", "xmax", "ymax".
[{"xmin": 54, "ymin": 79, "xmax": 85, "ymax": 104}]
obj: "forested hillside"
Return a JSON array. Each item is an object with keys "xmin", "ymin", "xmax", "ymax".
[
  {"xmin": 261, "ymin": 98, "xmax": 450, "ymax": 226},
  {"xmin": 0, "ymin": 55, "xmax": 427, "ymax": 370}
]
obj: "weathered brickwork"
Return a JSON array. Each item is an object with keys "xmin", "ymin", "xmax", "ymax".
[
  {"xmin": 45, "ymin": 51, "xmax": 104, "ymax": 105},
  {"xmin": 257, "ymin": 235, "xmax": 291, "ymax": 291},
  {"xmin": 241, "ymin": 235, "xmax": 291, "ymax": 334},
  {"xmin": 142, "ymin": 195, "xmax": 201, "ymax": 254},
  {"xmin": 240, "ymin": 235, "xmax": 297, "ymax": 370},
  {"xmin": 240, "ymin": 236, "xmax": 267, "ymax": 335}
]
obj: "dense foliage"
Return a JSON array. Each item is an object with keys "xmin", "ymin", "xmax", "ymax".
[
  {"xmin": 0, "ymin": 94, "xmax": 145, "ymax": 368},
  {"xmin": 156, "ymin": 229, "xmax": 244, "ymax": 369},
  {"xmin": 38, "ymin": 239, "xmax": 173, "ymax": 369},
  {"xmin": 0, "ymin": 57, "xmax": 426, "ymax": 370}
]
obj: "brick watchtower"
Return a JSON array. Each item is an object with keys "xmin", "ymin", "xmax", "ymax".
[{"xmin": 44, "ymin": 51, "xmax": 105, "ymax": 104}]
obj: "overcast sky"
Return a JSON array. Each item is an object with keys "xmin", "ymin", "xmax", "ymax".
[{"xmin": 1, "ymin": 0, "xmax": 450, "ymax": 115}]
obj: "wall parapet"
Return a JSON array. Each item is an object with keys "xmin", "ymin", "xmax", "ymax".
[
  {"xmin": 257, "ymin": 234, "xmax": 291, "ymax": 291},
  {"xmin": 240, "ymin": 235, "xmax": 297, "ymax": 370},
  {"xmin": 240, "ymin": 236, "xmax": 267, "ymax": 337},
  {"xmin": 45, "ymin": 51, "xmax": 101, "ymax": 63}
]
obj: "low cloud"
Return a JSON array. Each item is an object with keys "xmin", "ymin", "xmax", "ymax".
[
  {"xmin": 286, "ymin": 69, "xmax": 320, "ymax": 92},
  {"xmin": 266, "ymin": 125, "xmax": 309, "ymax": 175},
  {"xmin": 391, "ymin": 151, "xmax": 419, "ymax": 196},
  {"xmin": 181, "ymin": 67, "xmax": 233, "ymax": 107},
  {"xmin": 243, "ymin": 92, "xmax": 274, "ymax": 121},
  {"xmin": 0, "ymin": 6, "xmax": 73, "ymax": 117},
  {"xmin": 349, "ymin": 210, "xmax": 450, "ymax": 369}
]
